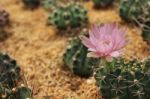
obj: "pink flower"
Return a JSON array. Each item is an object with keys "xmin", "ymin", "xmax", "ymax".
[{"xmin": 80, "ymin": 23, "xmax": 127, "ymax": 60}]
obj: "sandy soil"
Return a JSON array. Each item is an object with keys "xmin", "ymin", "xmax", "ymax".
[{"xmin": 0, "ymin": 0, "xmax": 149, "ymax": 99}]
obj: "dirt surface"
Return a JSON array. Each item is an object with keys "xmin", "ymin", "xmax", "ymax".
[{"xmin": 0, "ymin": 0, "xmax": 149, "ymax": 99}]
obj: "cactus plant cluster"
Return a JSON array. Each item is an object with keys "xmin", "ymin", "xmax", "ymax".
[
  {"xmin": 92, "ymin": 0, "xmax": 114, "ymax": 8},
  {"xmin": 0, "ymin": 53, "xmax": 33, "ymax": 99},
  {"xmin": 22, "ymin": 0, "xmax": 40, "ymax": 9},
  {"xmin": 95, "ymin": 57, "xmax": 150, "ymax": 99},
  {"xmin": 63, "ymin": 36, "xmax": 99, "ymax": 77},
  {"xmin": 48, "ymin": 2, "xmax": 88, "ymax": 29}
]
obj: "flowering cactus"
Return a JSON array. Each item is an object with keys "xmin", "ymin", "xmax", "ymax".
[
  {"xmin": 80, "ymin": 23, "xmax": 127, "ymax": 61},
  {"xmin": 63, "ymin": 36, "xmax": 99, "ymax": 77}
]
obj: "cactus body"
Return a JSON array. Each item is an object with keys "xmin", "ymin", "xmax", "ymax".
[
  {"xmin": 93, "ymin": 0, "xmax": 114, "ymax": 8},
  {"xmin": 14, "ymin": 85, "xmax": 33, "ymax": 99},
  {"xmin": 119, "ymin": 0, "xmax": 150, "ymax": 23},
  {"xmin": 0, "ymin": 86, "xmax": 14, "ymax": 99},
  {"xmin": 95, "ymin": 58, "xmax": 150, "ymax": 99},
  {"xmin": 63, "ymin": 37, "xmax": 99, "ymax": 77},
  {"xmin": 0, "ymin": 53, "xmax": 21, "ymax": 88},
  {"xmin": 48, "ymin": 3, "xmax": 88, "ymax": 29},
  {"xmin": 0, "ymin": 85, "xmax": 33, "ymax": 99},
  {"xmin": 22, "ymin": 0, "xmax": 40, "ymax": 9}
]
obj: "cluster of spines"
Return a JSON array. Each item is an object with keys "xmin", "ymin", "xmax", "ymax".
[{"xmin": 95, "ymin": 57, "xmax": 150, "ymax": 99}]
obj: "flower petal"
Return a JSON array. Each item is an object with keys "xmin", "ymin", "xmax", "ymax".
[{"xmin": 110, "ymin": 51, "xmax": 120, "ymax": 57}]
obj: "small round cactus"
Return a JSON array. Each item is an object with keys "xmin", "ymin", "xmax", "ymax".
[
  {"xmin": 13, "ymin": 84, "xmax": 33, "ymax": 99},
  {"xmin": 0, "ymin": 84, "xmax": 34, "ymax": 99},
  {"xmin": 0, "ymin": 53, "xmax": 21, "ymax": 88},
  {"xmin": 92, "ymin": 0, "xmax": 114, "ymax": 8},
  {"xmin": 0, "ymin": 7, "xmax": 9, "ymax": 27},
  {"xmin": 22, "ymin": 0, "xmax": 40, "ymax": 9},
  {"xmin": 63, "ymin": 37, "xmax": 99, "ymax": 77},
  {"xmin": 95, "ymin": 58, "xmax": 150, "ymax": 99},
  {"xmin": 48, "ymin": 2, "xmax": 88, "ymax": 29},
  {"xmin": 119, "ymin": 0, "xmax": 150, "ymax": 24}
]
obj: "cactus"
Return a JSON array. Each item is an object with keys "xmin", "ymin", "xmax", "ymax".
[
  {"xmin": 119, "ymin": 0, "xmax": 150, "ymax": 23},
  {"xmin": 0, "ymin": 84, "xmax": 34, "ymax": 99},
  {"xmin": 22, "ymin": 0, "xmax": 40, "ymax": 9},
  {"xmin": 48, "ymin": 2, "xmax": 88, "ymax": 29},
  {"xmin": 63, "ymin": 37, "xmax": 99, "ymax": 77},
  {"xmin": 95, "ymin": 58, "xmax": 150, "ymax": 99},
  {"xmin": 0, "ymin": 7, "xmax": 9, "ymax": 27},
  {"xmin": 0, "ymin": 86, "xmax": 14, "ymax": 99},
  {"xmin": 0, "ymin": 53, "xmax": 21, "ymax": 88},
  {"xmin": 13, "ymin": 84, "xmax": 33, "ymax": 99},
  {"xmin": 92, "ymin": 0, "xmax": 114, "ymax": 8}
]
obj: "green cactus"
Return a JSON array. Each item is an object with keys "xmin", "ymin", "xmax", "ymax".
[
  {"xmin": 95, "ymin": 58, "xmax": 150, "ymax": 99},
  {"xmin": 0, "ymin": 84, "xmax": 34, "ymax": 99},
  {"xmin": 48, "ymin": 2, "xmax": 88, "ymax": 29},
  {"xmin": 119, "ymin": 0, "xmax": 150, "ymax": 23},
  {"xmin": 0, "ymin": 8, "xmax": 9, "ymax": 27},
  {"xmin": 13, "ymin": 84, "xmax": 33, "ymax": 99},
  {"xmin": 63, "ymin": 37, "xmax": 99, "ymax": 77},
  {"xmin": 22, "ymin": 0, "xmax": 40, "ymax": 9},
  {"xmin": 0, "ymin": 53, "xmax": 21, "ymax": 88},
  {"xmin": 0, "ymin": 86, "xmax": 14, "ymax": 99},
  {"xmin": 92, "ymin": 0, "xmax": 114, "ymax": 8}
]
